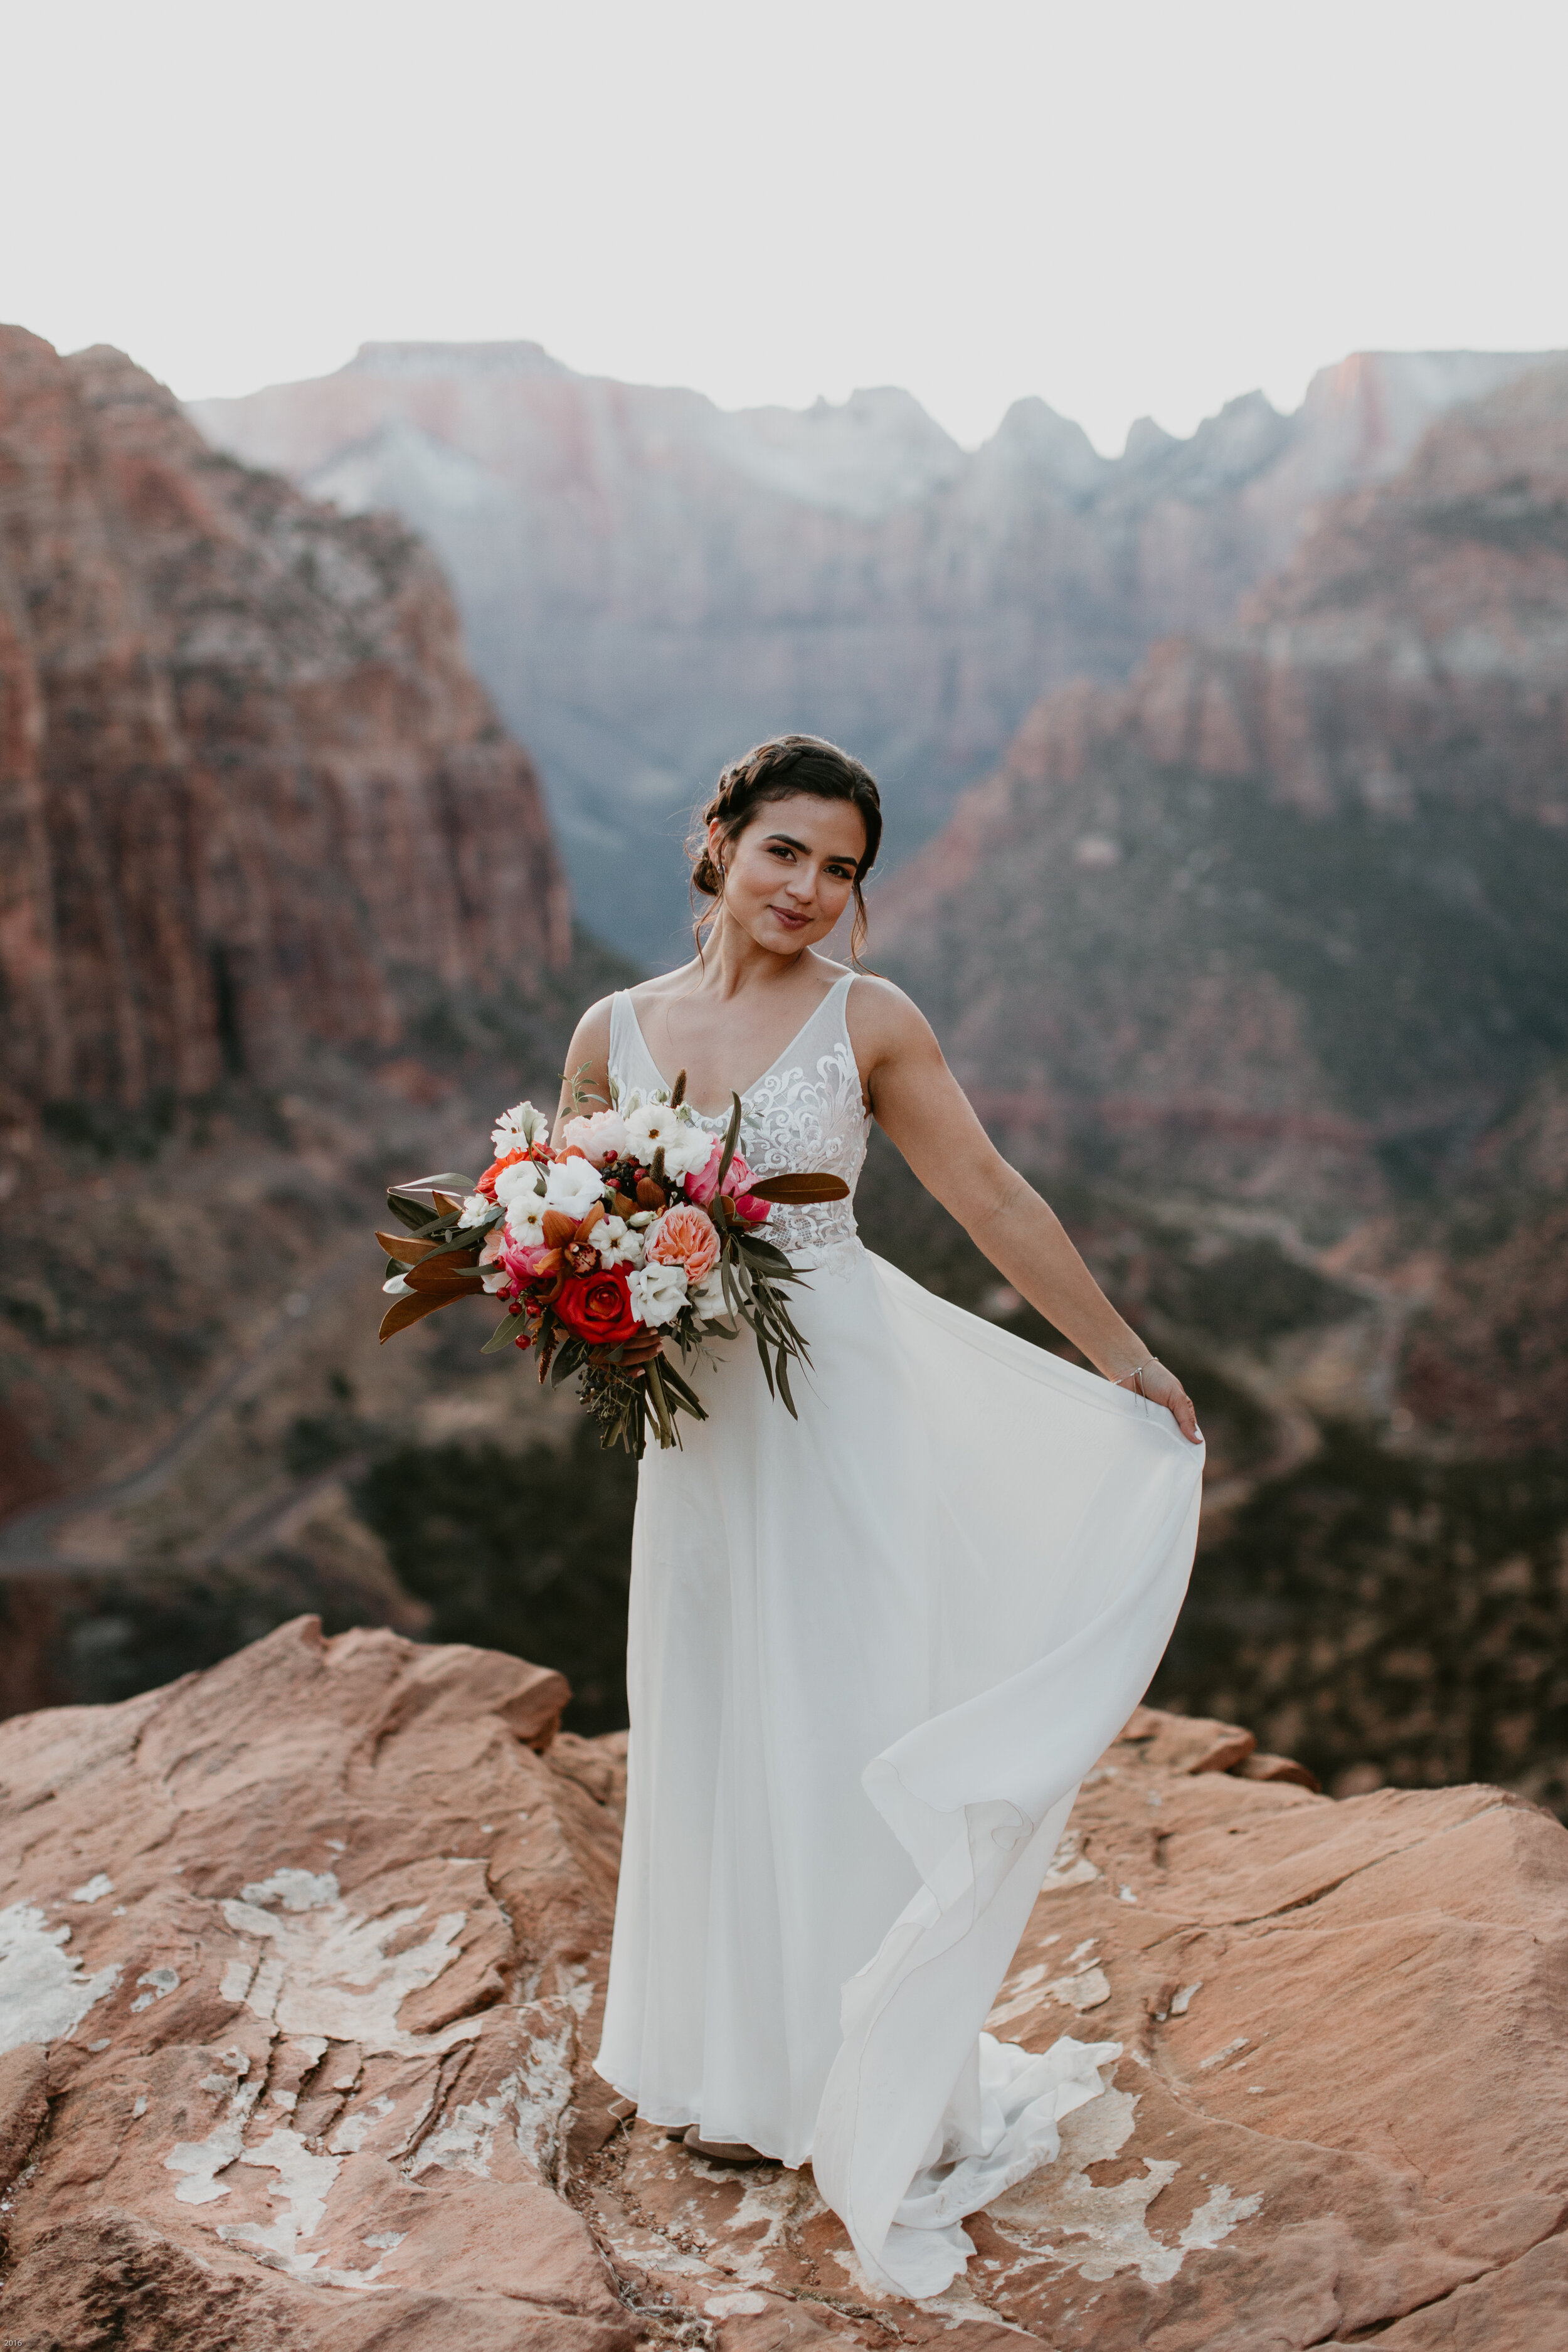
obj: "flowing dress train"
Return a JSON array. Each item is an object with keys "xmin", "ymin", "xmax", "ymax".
[{"xmin": 594, "ymin": 975, "xmax": 1204, "ymax": 2297}]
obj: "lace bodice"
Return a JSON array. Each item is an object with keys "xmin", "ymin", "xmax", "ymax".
[{"xmin": 608, "ymin": 974, "xmax": 871, "ymax": 1274}]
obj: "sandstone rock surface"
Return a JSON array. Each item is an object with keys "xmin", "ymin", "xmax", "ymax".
[
  {"xmin": 0, "ymin": 1623, "xmax": 1562, "ymax": 2349},
  {"xmin": 0, "ymin": 326, "xmax": 569, "ymax": 1121},
  {"xmin": 188, "ymin": 342, "xmax": 1554, "ymax": 957}
]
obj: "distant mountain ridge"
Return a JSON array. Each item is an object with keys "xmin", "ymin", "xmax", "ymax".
[
  {"xmin": 189, "ymin": 342, "xmax": 1560, "ymax": 960},
  {"xmin": 874, "ymin": 358, "xmax": 1568, "ymax": 1209}
]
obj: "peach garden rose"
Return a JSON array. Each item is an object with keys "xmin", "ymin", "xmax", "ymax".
[{"xmin": 643, "ymin": 1201, "xmax": 721, "ymax": 1283}]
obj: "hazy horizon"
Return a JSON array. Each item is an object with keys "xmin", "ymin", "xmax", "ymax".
[{"xmin": 6, "ymin": 0, "xmax": 1565, "ymax": 458}]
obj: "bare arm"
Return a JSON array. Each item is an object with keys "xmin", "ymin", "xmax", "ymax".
[
  {"xmin": 554, "ymin": 997, "xmax": 615, "ymax": 1133},
  {"xmin": 855, "ymin": 980, "xmax": 1201, "ymax": 1444}
]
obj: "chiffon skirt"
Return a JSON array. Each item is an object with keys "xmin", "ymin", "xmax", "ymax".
[{"xmin": 595, "ymin": 1247, "xmax": 1204, "ymax": 2296}]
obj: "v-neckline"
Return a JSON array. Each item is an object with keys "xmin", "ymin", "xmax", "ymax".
[{"xmin": 624, "ymin": 975, "xmax": 850, "ymax": 1121}]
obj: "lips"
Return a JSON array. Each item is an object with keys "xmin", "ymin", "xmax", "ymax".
[{"xmin": 768, "ymin": 904, "xmax": 810, "ymax": 928}]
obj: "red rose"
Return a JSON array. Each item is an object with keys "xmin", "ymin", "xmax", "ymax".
[{"xmin": 554, "ymin": 1264, "xmax": 641, "ymax": 1347}]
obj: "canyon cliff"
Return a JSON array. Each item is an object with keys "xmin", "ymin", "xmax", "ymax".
[
  {"xmin": 0, "ymin": 1621, "xmax": 1563, "ymax": 2351},
  {"xmin": 874, "ymin": 357, "xmax": 1568, "ymax": 1210},
  {"xmin": 0, "ymin": 327, "xmax": 570, "ymax": 1124},
  {"xmin": 189, "ymin": 342, "xmax": 1556, "ymax": 960}
]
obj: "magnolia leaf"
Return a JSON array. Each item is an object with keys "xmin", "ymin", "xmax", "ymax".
[
  {"xmin": 745, "ymin": 1172, "xmax": 850, "ymax": 1204},
  {"xmin": 376, "ymin": 1229, "xmax": 444, "ymax": 1265},
  {"xmin": 403, "ymin": 1259, "xmax": 483, "ymax": 1293},
  {"xmin": 380, "ymin": 1290, "xmax": 464, "ymax": 1342}
]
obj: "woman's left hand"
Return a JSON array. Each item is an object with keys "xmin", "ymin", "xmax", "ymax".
[{"xmin": 1115, "ymin": 1360, "xmax": 1202, "ymax": 1446}]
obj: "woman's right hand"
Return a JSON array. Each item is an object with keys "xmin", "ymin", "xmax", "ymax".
[{"xmin": 1114, "ymin": 1360, "xmax": 1202, "ymax": 1446}]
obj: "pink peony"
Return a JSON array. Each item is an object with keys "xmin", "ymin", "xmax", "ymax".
[
  {"xmin": 497, "ymin": 1234, "xmax": 554, "ymax": 1288},
  {"xmin": 558, "ymin": 1108, "xmax": 631, "ymax": 1167},
  {"xmin": 644, "ymin": 1201, "xmax": 721, "ymax": 1281},
  {"xmin": 686, "ymin": 1137, "xmax": 770, "ymax": 1224}
]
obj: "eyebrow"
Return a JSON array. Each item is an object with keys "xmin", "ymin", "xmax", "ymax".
[{"xmin": 765, "ymin": 832, "xmax": 857, "ymax": 861}]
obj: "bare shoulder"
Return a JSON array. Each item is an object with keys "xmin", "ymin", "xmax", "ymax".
[
  {"xmin": 625, "ymin": 958, "xmax": 702, "ymax": 1012},
  {"xmin": 565, "ymin": 992, "xmax": 617, "ymax": 1053},
  {"xmin": 845, "ymin": 971, "xmax": 940, "ymax": 1063}
]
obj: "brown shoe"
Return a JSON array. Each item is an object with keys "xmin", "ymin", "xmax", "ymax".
[{"xmin": 683, "ymin": 2126, "xmax": 768, "ymax": 2164}]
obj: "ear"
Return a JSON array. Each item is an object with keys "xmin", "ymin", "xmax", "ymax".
[{"xmin": 706, "ymin": 817, "xmax": 728, "ymax": 875}]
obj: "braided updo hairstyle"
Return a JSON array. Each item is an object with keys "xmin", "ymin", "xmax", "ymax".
[{"xmin": 689, "ymin": 734, "xmax": 883, "ymax": 963}]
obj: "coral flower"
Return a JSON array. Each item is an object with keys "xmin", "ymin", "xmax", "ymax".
[
  {"xmin": 644, "ymin": 1202, "xmax": 721, "ymax": 1282},
  {"xmin": 476, "ymin": 1147, "xmax": 527, "ymax": 1201}
]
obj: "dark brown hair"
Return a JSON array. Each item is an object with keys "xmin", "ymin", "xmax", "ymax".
[{"xmin": 688, "ymin": 734, "xmax": 883, "ymax": 962}]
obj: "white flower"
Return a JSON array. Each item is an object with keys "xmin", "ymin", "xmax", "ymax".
[
  {"xmin": 544, "ymin": 1155, "xmax": 609, "ymax": 1220},
  {"xmin": 494, "ymin": 1158, "xmax": 543, "ymax": 1209},
  {"xmin": 382, "ymin": 1274, "xmax": 413, "ymax": 1299},
  {"xmin": 595, "ymin": 1215, "xmax": 644, "ymax": 1269},
  {"xmin": 492, "ymin": 1101, "xmax": 549, "ymax": 1155},
  {"xmin": 504, "ymin": 1190, "xmax": 549, "ymax": 1243},
  {"xmin": 480, "ymin": 1268, "xmax": 512, "ymax": 1294},
  {"xmin": 627, "ymin": 1260, "xmax": 689, "ymax": 1327},
  {"xmin": 689, "ymin": 1267, "xmax": 736, "ymax": 1328},
  {"xmin": 457, "ymin": 1192, "xmax": 494, "ymax": 1229},
  {"xmin": 625, "ymin": 1099, "xmax": 711, "ymax": 1179},
  {"xmin": 558, "ymin": 1108, "xmax": 630, "ymax": 1167}
]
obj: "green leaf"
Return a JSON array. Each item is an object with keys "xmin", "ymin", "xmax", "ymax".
[
  {"xmin": 481, "ymin": 1313, "xmax": 527, "ymax": 1353},
  {"xmin": 386, "ymin": 1190, "xmax": 440, "ymax": 1232},
  {"xmin": 714, "ymin": 1091, "xmax": 743, "ymax": 1194},
  {"xmin": 775, "ymin": 1343, "xmax": 798, "ymax": 1420}
]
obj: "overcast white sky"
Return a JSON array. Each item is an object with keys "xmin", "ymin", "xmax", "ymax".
[{"xmin": 4, "ymin": 0, "xmax": 1565, "ymax": 454}]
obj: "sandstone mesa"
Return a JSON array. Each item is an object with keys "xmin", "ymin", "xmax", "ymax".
[{"xmin": 0, "ymin": 1620, "xmax": 1563, "ymax": 2349}]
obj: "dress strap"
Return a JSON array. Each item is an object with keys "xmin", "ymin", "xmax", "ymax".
[{"xmin": 607, "ymin": 990, "xmax": 641, "ymax": 1102}]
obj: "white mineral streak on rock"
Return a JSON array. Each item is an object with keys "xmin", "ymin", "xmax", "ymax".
[
  {"xmin": 220, "ymin": 1871, "xmax": 477, "ymax": 2055},
  {"xmin": 986, "ymin": 2087, "xmax": 1262, "ymax": 2289},
  {"xmin": 220, "ymin": 1957, "xmax": 256, "ymax": 2004},
  {"xmin": 1037, "ymin": 1830, "xmax": 1101, "ymax": 1894},
  {"xmin": 130, "ymin": 1967, "xmax": 179, "ymax": 2013},
  {"xmin": 1169, "ymin": 1981, "xmax": 1202, "ymax": 2015},
  {"xmin": 0, "ymin": 1902, "xmax": 121, "ymax": 2052},
  {"xmin": 705, "ymin": 2291, "xmax": 770, "ymax": 2318},
  {"xmin": 1048, "ymin": 1966, "xmax": 1112, "ymax": 2013},
  {"xmin": 408, "ymin": 2078, "xmax": 519, "ymax": 2179},
  {"xmin": 216, "ymin": 2124, "xmax": 343, "ymax": 2274},
  {"xmin": 516, "ymin": 2011, "xmax": 577, "ymax": 2176},
  {"xmin": 688, "ymin": 2163, "xmax": 827, "ymax": 2289},
  {"xmin": 1180, "ymin": 2183, "xmax": 1264, "ymax": 2249},
  {"xmin": 240, "ymin": 1869, "xmax": 342, "ymax": 1912},
  {"xmin": 985, "ymin": 1960, "xmax": 1051, "ymax": 2030},
  {"xmin": 69, "ymin": 1873, "xmax": 114, "ymax": 1904},
  {"xmin": 166, "ymin": 2073, "xmax": 265, "ymax": 2204}
]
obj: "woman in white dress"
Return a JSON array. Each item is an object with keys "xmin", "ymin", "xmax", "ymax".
[{"xmin": 558, "ymin": 736, "xmax": 1204, "ymax": 2299}]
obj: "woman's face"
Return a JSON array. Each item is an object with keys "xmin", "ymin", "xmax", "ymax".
[{"xmin": 709, "ymin": 793, "xmax": 868, "ymax": 955}]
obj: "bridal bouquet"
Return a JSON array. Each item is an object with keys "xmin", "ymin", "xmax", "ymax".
[{"xmin": 375, "ymin": 1078, "xmax": 847, "ymax": 1453}]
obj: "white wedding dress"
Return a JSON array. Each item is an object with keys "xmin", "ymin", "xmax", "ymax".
[{"xmin": 595, "ymin": 975, "xmax": 1204, "ymax": 2297}]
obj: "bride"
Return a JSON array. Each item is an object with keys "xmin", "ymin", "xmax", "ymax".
[{"xmin": 557, "ymin": 734, "xmax": 1204, "ymax": 2299}]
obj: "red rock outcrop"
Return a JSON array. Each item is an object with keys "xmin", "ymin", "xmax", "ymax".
[
  {"xmin": 188, "ymin": 342, "xmax": 1555, "ymax": 960},
  {"xmin": 1, "ymin": 1623, "xmax": 1563, "ymax": 2350},
  {"xmin": 0, "ymin": 326, "xmax": 569, "ymax": 1120},
  {"xmin": 874, "ymin": 359, "xmax": 1568, "ymax": 1205}
]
